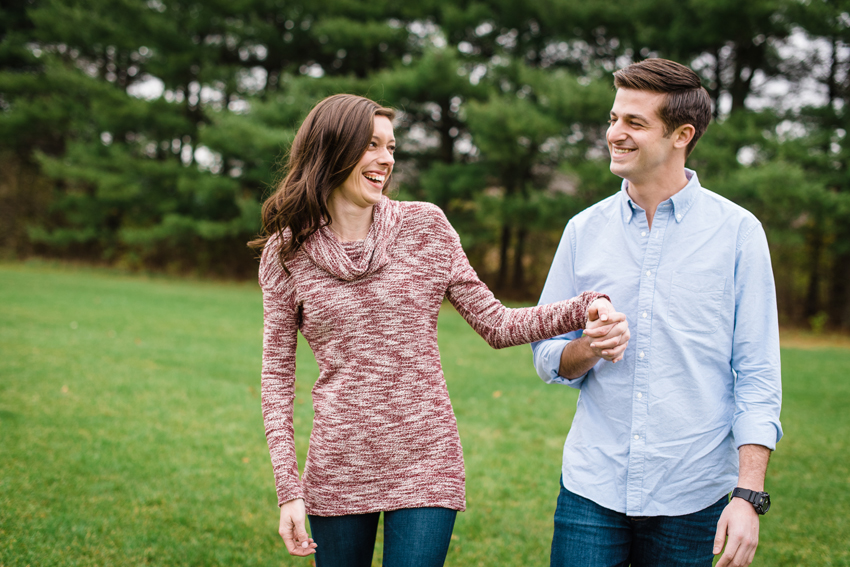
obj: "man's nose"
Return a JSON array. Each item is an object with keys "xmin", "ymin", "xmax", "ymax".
[{"xmin": 607, "ymin": 121, "xmax": 625, "ymax": 142}]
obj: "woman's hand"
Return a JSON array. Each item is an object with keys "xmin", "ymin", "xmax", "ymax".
[
  {"xmin": 279, "ymin": 498, "xmax": 317, "ymax": 556},
  {"xmin": 585, "ymin": 298, "xmax": 630, "ymax": 363}
]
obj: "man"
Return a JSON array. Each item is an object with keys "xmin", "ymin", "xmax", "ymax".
[{"xmin": 532, "ymin": 58, "xmax": 782, "ymax": 567}]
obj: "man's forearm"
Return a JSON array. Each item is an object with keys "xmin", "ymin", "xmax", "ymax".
[
  {"xmin": 559, "ymin": 335, "xmax": 601, "ymax": 380},
  {"xmin": 737, "ymin": 444, "xmax": 771, "ymax": 491},
  {"xmin": 713, "ymin": 444, "xmax": 771, "ymax": 566}
]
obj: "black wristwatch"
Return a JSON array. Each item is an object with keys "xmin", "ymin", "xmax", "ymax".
[{"xmin": 731, "ymin": 488, "xmax": 771, "ymax": 515}]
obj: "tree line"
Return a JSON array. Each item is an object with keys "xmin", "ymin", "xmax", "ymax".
[{"xmin": 2, "ymin": 0, "xmax": 850, "ymax": 329}]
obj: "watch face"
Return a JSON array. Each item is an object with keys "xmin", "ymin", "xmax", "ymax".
[{"xmin": 757, "ymin": 493, "xmax": 771, "ymax": 514}]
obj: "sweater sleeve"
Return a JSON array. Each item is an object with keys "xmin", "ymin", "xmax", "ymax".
[
  {"xmin": 442, "ymin": 215, "xmax": 606, "ymax": 349},
  {"xmin": 259, "ymin": 242, "xmax": 305, "ymax": 507}
]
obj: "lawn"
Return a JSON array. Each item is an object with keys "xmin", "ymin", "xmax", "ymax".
[{"xmin": 1, "ymin": 262, "xmax": 848, "ymax": 566}]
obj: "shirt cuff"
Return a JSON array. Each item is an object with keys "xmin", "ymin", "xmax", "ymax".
[
  {"xmin": 732, "ymin": 414, "xmax": 783, "ymax": 451},
  {"xmin": 531, "ymin": 335, "xmax": 587, "ymax": 389}
]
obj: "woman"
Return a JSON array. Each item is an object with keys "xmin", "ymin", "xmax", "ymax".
[{"xmin": 250, "ymin": 94, "xmax": 629, "ymax": 566}]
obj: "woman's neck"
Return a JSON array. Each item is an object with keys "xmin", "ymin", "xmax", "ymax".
[{"xmin": 326, "ymin": 192, "xmax": 374, "ymax": 241}]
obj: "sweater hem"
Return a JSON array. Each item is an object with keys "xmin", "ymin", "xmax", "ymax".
[{"xmin": 305, "ymin": 497, "xmax": 467, "ymax": 517}]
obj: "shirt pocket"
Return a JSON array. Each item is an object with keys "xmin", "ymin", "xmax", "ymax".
[{"xmin": 667, "ymin": 272, "xmax": 727, "ymax": 334}]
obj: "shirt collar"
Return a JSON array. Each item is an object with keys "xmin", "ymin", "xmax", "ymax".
[{"xmin": 619, "ymin": 168, "xmax": 702, "ymax": 224}]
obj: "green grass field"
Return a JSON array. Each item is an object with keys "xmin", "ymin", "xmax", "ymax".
[{"xmin": 1, "ymin": 262, "xmax": 848, "ymax": 566}]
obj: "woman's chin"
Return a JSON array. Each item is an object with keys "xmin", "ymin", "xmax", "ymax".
[{"xmin": 361, "ymin": 186, "xmax": 385, "ymax": 205}]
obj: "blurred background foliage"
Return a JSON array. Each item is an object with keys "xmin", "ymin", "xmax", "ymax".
[{"xmin": 3, "ymin": 0, "xmax": 850, "ymax": 329}]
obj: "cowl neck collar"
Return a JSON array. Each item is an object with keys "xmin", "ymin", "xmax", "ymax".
[{"xmin": 302, "ymin": 196, "xmax": 404, "ymax": 281}]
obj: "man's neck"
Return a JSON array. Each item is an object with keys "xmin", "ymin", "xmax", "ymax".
[{"xmin": 625, "ymin": 168, "xmax": 690, "ymax": 229}]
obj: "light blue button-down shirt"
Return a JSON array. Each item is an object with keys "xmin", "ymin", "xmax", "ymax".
[{"xmin": 531, "ymin": 169, "xmax": 783, "ymax": 517}]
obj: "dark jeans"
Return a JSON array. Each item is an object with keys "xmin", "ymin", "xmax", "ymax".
[
  {"xmin": 551, "ymin": 480, "xmax": 728, "ymax": 567},
  {"xmin": 308, "ymin": 507, "xmax": 457, "ymax": 567}
]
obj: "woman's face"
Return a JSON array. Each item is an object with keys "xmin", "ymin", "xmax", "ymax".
[{"xmin": 334, "ymin": 115, "xmax": 395, "ymax": 208}]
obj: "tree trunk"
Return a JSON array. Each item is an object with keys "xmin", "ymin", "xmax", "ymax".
[
  {"xmin": 497, "ymin": 224, "xmax": 511, "ymax": 290},
  {"xmin": 712, "ymin": 46, "xmax": 722, "ymax": 120},
  {"xmin": 511, "ymin": 226, "xmax": 527, "ymax": 292},
  {"xmin": 438, "ymin": 100, "xmax": 454, "ymax": 164},
  {"xmin": 828, "ymin": 229, "xmax": 850, "ymax": 330},
  {"xmin": 729, "ymin": 42, "xmax": 764, "ymax": 112},
  {"xmin": 827, "ymin": 37, "xmax": 839, "ymax": 102},
  {"xmin": 803, "ymin": 221, "xmax": 823, "ymax": 320}
]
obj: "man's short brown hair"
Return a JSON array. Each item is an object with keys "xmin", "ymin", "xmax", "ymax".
[{"xmin": 613, "ymin": 58, "xmax": 712, "ymax": 157}]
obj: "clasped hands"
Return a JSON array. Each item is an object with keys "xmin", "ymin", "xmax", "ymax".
[{"xmin": 585, "ymin": 298, "xmax": 630, "ymax": 363}]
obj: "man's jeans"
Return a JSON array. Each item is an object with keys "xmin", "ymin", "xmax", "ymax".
[
  {"xmin": 551, "ymin": 479, "xmax": 728, "ymax": 567},
  {"xmin": 309, "ymin": 507, "xmax": 457, "ymax": 567}
]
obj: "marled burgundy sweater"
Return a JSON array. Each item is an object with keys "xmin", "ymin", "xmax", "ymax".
[{"xmin": 260, "ymin": 196, "xmax": 604, "ymax": 516}]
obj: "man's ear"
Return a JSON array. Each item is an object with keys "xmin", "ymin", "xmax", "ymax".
[{"xmin": 673, "ymin": 124, "xmax": 696, "ymax": 150}]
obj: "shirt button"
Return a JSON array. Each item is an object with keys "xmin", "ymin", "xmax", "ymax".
[
  {"xmin": 634, "ymin": 434, "xmax": 640, "ymax": 440},
  {"xmin": 637, "ymin": 392, "xmax": 643, "ymax": 399},
  {"xmin": 645, "ymin": 270, "xmax": 651, "ymax": 277},
  {"xmin": 639, "ymin": 351, "xmax": 645, "ymax": 358},
  {"xmin": 676, "ymin": 214, "xmax": 682, "ymax": 220},
  {"xmin": 640, "ymin": 231, "xmax": 646, "ymax": 237},
  {"xmin": 642, "ymin": 312, "xmax": 647, "ymax": 318}
]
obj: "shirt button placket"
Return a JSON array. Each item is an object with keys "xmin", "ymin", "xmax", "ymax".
[{"xmin": 626, "ymin": 206, "xmax": 670, "ymax": 515}]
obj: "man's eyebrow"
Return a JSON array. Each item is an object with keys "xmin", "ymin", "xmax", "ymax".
[{"xmin": 613, "ymin": 112, "xmax": 651, "ymax": 123}]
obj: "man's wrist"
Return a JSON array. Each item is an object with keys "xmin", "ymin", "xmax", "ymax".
[
  {"xmin": 731, "ymin": 487, "xmax": 771, "ymax": 515},
  {"xmin": 558, "ymin": 335, "xmax": 600, "ymax": 380},
  {"xmin": 579, "ymin": 333, "xmax": 602, "ymax": 355}
]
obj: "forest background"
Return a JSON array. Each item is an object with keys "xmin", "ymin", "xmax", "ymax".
[{"xmin": 3, "ymin": 0, "xmax": 850, "ymax": 330}]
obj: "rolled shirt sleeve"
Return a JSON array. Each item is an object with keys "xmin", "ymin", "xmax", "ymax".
[
  {"xmin": 531, "ymin": 222, "xmax": 594, "ymax": 389},
  {"xmin": 730, "ymin": 222, "xmax": 783, "ymax": 450}
]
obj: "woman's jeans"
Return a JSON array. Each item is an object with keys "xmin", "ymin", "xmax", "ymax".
[
  {"xmin": 550, "ymin": 480, "xmax": 728, "ymax": 567},
  {"xmin": 308, "ymin": 507, "xmax": 457, "ymax": 567}
]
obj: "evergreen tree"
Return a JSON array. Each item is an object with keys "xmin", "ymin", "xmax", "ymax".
[{"xmin": 3, "ymin": 0, "xmax": 850, "ymax": 326}]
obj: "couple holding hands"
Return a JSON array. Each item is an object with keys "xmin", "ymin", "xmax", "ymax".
[{"xmin": 251, "ymin": 58, "xmax": 782, "ymax": 567}]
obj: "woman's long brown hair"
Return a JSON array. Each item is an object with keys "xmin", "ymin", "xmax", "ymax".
[{"xmin": 248, "ymin": 94, "xmax": 395, "ymax": 273}]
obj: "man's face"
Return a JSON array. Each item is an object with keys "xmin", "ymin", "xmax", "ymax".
[{"xmin": 606, "ymin": 88, "xmax": 678, "ymax": 186}]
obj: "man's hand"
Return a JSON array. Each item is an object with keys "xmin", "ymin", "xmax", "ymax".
[
  {"xmin": 714, "ymin": 444, "xmax": 770, "ymax": 566},
  {"xmin": 584, "ymin": 298, "xmax": 630, "ymax": 363},
  {"xmin": 713, "ymin": 496, "xmax": 759, "ymax": 566},
  {"xmin": 279, "ymin": 498, "xmax": 317, "ymax": 556}
]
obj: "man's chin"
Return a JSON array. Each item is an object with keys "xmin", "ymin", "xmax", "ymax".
[{"xmin": 609, "ymin": 161, "xmax": 629, "ymax": 179}]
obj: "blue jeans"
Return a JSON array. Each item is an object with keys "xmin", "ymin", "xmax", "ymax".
[
  {"xmin": 551, "ymin": 480, "xmax": 728, "ymax": 567},
  {"xmin": 308, "ymin": 507, "xmax": 457, "ymax": 567}
]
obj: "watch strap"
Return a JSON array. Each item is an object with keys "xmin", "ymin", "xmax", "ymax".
[{"xmin": 731, "ymin": 487, "xmax": 757, "ymax": 502}]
